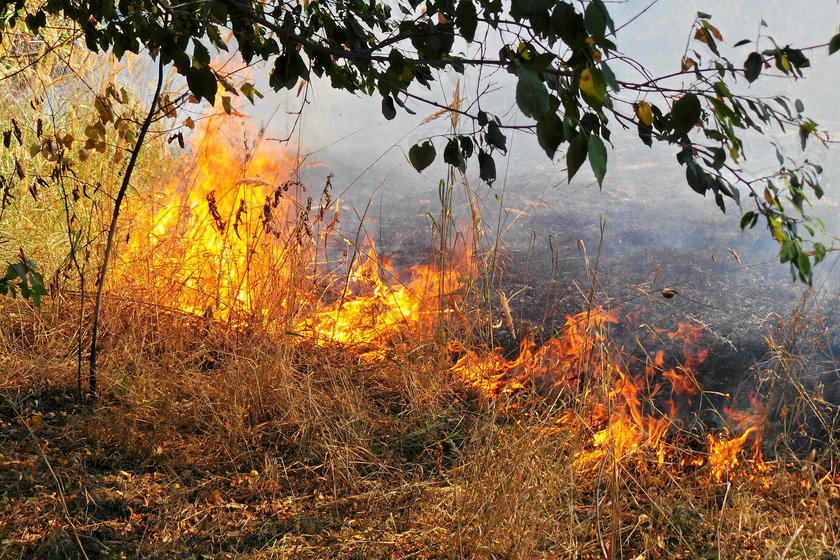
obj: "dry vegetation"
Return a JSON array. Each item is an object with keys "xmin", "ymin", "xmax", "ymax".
[
  {"xmin": 2, "ymin": 23, "xmax": 840, "ymax": 560},
  {"xmin": 2, "ymin": 294, "xmax": 840, "ymax": 559}
]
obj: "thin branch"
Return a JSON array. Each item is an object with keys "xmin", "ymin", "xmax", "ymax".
[{"xmin": 88, "ymin": 54, "xmax": 166, "ymax": 395}]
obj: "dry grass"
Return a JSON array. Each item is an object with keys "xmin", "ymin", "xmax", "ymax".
[
  {"xmin": 1, "ymin": 294, "xmax": 839, "ymax": 560},
  {"xmin": 0, "ymin": 23, "xmax": 177, "ymax": 290}
]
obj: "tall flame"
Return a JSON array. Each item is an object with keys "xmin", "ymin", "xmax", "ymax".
[{"xmin": 119, "ymin": 109, "xmax": 304, "ymax": 321}]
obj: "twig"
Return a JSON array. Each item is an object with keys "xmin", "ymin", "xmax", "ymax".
[
  {"xmin": 595, "ymin": 447, "xmax": 612, "ymax": 560},
  {"xmin": 309, "ymin": 481, "xmax": 438, "ymax": 512},
  {"xmin": 779, "ymin": 523, "xmax": 804, "ymax": 560},
  {"xmin": 716, "ymin": 481, "xmax": 731, "ymax": 560}
]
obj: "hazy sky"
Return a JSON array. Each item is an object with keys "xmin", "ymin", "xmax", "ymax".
[
  {"xmin": 273, "ymin": 1, "xmax": 839, "ymax": 194},
  {"xmin": 227, "ymin": 1, "xmax": 840, "ymax": 301}
]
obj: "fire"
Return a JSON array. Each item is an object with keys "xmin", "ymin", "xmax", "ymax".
[
  {"xmin": 451, "ymin": 311, "xmax": 770, "ymax": 480},
  {"xmin": 117, "ymin": 101, "xmax": 470, "ymax": 353},
  {"xmin": 706, "ymin": 427, "xmax": 767, "ymax": 481},
  {"xmin": 118, "ymin": 108, "xmax": 304, "ymax": 322},
  {"xmin": 115, "ymin": 106, "xmax": 772, "ymax": 483},
  {"xmin": 300, "ymin": 242, "xmax": 468, "ymax": 360},
  {"xmin": 450, "ymin": 310, "xmax": 615, "ymax": 397}
]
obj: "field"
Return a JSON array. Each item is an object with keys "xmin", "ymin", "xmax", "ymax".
[{"xmin": 1, "ymin": 35, "xmax": 840, "ymax": 560}]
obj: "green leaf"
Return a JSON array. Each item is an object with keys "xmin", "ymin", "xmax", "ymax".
[
  {"xmin": 601, "ymin": 62, "xmax": 620, "ymax": 92},
  {"xmin": 24, "ymin": 10, "xmax": 46, "ymax": 33},
  {"xmin": 830, "ymin": 33, "xmax": 840, "ymax": 56},
  {"xmin": 29, "ymin": 275, "xmax": 46, "ymax": 306},
  {"xmin": 587, "ymin": 135, "xmax": 607, "ymax": 187},
  {"xmin": 221, "ymin": 96, "xmax": 232, "ymax": 114},
  {"xmin": 515, "ymin": 67, "xmax": 549, "ymax": 119},
  {"xmin": 408, "ymin": 141, "xmax": 436, "ymax": 171},
  {"xmin": 782, "ymin": 48, "xmax": 810, "ymax": 72},
  {"xmin": 240, "ymin": 82, "xmax": 263, "ymax": 103},
  {"xmin": 566, "ymin": 133, "xmax": 587, "ymax": 182},
  {"xmin": 813, "ymin": 242, "xmax": 827, "ymax": 264},
  {"xmin": 740, "ymin": 211, "xmax": 757, "ymax": 229},
  {"xmin": 270, "ymin": 50, "xmax": 307, "ymax": 90},
  {"xmin": 192, "ymin": 39, "xmax": 211, "ymax": 66},
  {"xmin": 4, "ymin": 264, "xmax": 18, "ymax": 281},
  {"xmin": 697, "ymin": 11, "xmax": 712, "ymax": 19},
  {"xmin": 455, "ymin": 0, "xmax": 478, "ymax": 43},
  {"xmin": 712, "ymin": 81, "xmax": 731, "ymax": 99},
  {"xmin": 780, "ymin": 240, "xmax": 797, "ymax": 263},
  {"xmin": 207, "ymin": 25, "xmax": 229, "ymax": 52},
  {"xmin": 670, "ymin": 93, "xmax": 701, "ymax": 136},
  {"xmin": 536, "ymin": 112, "xmax": 564, "ymax": 158},
  {"xmin": 382, "ymin": 96, "xmax": 397, "ymax": 120},
  {"xmin": 797, "ymin": 250, "xmax": 811, "ymax": 278},
  {"xmin": 551, "ymin": 2, "xmax": 586, "ymax": 48},
  {"xmin": 478, "ymin": 150, "xmax": 496, "ymax": 185},
  {"xmin": 443, "ymin": 138, "xmax": 465, "ymax": 170},
  {"xmin": 443, "ymin": 138, "xmax": 458, "ymax": 165},
  {"xmin": 637, "ymin": 122, "xmax": 652, "ymax": 147},
  {"xmin": 459, "ymin": 136, "xmax": 473, "ymax": 158},
  {"xmin": 699, "ymin": 25, "xmax": 720, "ymax": 56},
  {"xmin": 794, "ymin": 99, "xmax": 804, "ymax": 113},
  {"xmin": 685, "ymin": 161, "xmax": 708, "ymax": 195},
  {"xmin": 592, "ymin": 0, "xmax": 614, "ymax": 35},
  {"xmin": 486, "ymin": 121, "xmax": 507, "ymax": 152},
  {"xmin": 584, "ymin": 0, "xmax": 607, "ymax": 39},
  {"xmin": 744, "ymin": 52, "xmax": 762, "ymax": 83},
  {"xmin": 186, "ymin": 66, "xmax": 217, "ymax": 104}
]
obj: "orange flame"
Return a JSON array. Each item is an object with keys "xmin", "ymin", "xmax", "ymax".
[
  {"xmin": 299, "ymin": 241, "xmax": 468, "ymax": 360},
  {"xmin": 451, "ymin": 310, "xmax": 770, "ymax": 480},
  {"xmin": 450, "ymin": 309, "xmax": 614, "ymax": 397},
  {"xmin": 117, "ymin": 104, "xmax": 471, "ymax": 354},
  {"xmin": 118, "ymin": 108, "xmax": 304, "ymax": 321},
  {"xmin": 115, "ymin": 107, "xmax": 772, "ymax": 483}
]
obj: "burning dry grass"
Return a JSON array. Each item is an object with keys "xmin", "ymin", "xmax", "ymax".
[
  {"xmin": 2, "ymin": 294, "xmax": 840, "ymax": 559},
  {"xmin": 1, "ymin": 64, "xmax": 839, "ymax": 557}
]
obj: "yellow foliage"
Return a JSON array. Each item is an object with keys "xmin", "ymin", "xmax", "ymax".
[{"xmin": 636, "ymin": 101, "xmax": 654, "ymax": 126}]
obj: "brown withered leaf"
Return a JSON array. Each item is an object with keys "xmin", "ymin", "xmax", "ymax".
[{"xmin": 12, "ymin": 119, "xmax": 21, "ymax": 144}]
